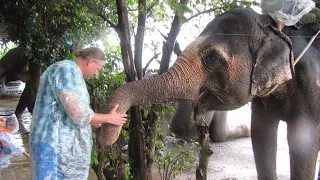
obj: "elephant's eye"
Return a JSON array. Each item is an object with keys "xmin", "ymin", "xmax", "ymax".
[{"xmin": 202, "ymin": 50, "xmax": 226, "ymax": 72}]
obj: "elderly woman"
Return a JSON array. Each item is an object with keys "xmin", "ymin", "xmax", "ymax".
[
  {"xmin": 261, "ymin": 0, "xmax": 315, "ymax": 31},
  {"xmin": 30, "ymin": 47, "xmax": 127, "ymax": 180}
]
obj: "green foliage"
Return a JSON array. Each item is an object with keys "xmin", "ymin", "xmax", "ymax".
[
  {"xmin": 86, "ymin": 41, "xmax": 124, "ymax": 107},
  {"xmin": 0, "ymin": 1, "xmax": 262, "ymax": 179},
  {"xmin": 102, "ymin": 128, "xmax": 131, "ymax": 179},
  {"xmin": 220, "ymin": 0, "xmax": 259, "ymax": 12},
  {"xmin": 0, "ymin": 0, "xmax": 107, "ymax": 68},
  {"xmin": 87, "ymin": 43, "xmax": 130, "ymax": 179},
  {"xmin": 186, "ymin": 0, "xmax": 259, "ymax": 17},
  {"xmin": 156, "ymin": 136, "xmax": 198, "ymax": 180},
  {"xmin": 142, "ymin": 104, "xmax": 175, "ymax": 142},
  {"xmin": 90, "ymin": 133, "xmax": 100, "ymax": 166},
  {"xmin": 141, "ymin": 104, "xmax": 198, "ymax": 180},
  {"xmin": 143, "ymin": 104, "xmax": 175, "ymax": 118},
  {"xmin": 124, "ymin": 162, "xmax": 133, "ymax": 180},
  {"xmin": 89, "ymin": 0, "xmax": 119, "ymax": 26},
  {"xmin": 0, "ymin": 44, "xmax": 17, "ymax": 60},
  {"xmin": 149, "ymin": 1, "xmax": 171, "ymax": 21},
  {"xmin": 168, "ymin": 0, "xmax": 192, "ymax": 22}
]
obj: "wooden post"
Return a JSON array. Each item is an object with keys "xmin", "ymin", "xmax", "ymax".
[{"xmin": 196, "ymin": 119, "xmax": 213, "ymax": 180}]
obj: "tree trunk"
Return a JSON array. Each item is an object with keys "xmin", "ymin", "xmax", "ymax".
[
  {"xmin": 116, "ymin": 0, "xmax": 148, "ymax": 179},
  {"xmin": 145, "ymin": 109, "xmax": 158, "ymax": 178},
  {"xmin": 116, "ymin": 0, "xmax": 136, "ymax": 82},
  {"xmin": 145, "ymin": 0, "xmax": 188, "ymax": 177},
  {"xmin": 128, "ymin": 106, "xmax": 146, "ymax": 179},
  {"xmin": 90, "ymin": 89, "xmax": 106, "ymax": 180},
  {"xmin": 196, "ymin": 121, "xmax": 213, "ymax": 180},
  {"xmin": 116, "ymin": 0, "xmax": 147, "ymax": 179},
  {"xmin": 134, "ymin": 0, "xmax": 146, "ymax": 80},
  {"xmin": 159, "ymin": 0, "xmax": 188, "ymax": 74}
]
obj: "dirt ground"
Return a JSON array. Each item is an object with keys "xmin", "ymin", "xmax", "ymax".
[
  {"xmin": 0, "ymin": 95, "xmax": 295, "ymax": 180},
  {"xmin": 168, "ymin": 104, "xmax": 291, "ymax": 180}
]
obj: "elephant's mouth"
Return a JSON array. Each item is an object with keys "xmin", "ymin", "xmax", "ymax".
[
  {"xmin": 193, "ymin": 90, "xmax": 211, "ymax": 121},
  {"xmin": 193, "ymin": 91, "xmax": 207, "ymax": 106}
]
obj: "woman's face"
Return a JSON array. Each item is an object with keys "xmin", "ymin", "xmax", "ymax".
[{"xmin": 84, "ymin": 59, "xmax": 105, "ymax": 79}]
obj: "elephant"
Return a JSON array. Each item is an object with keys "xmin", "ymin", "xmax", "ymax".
[
  {"xmin": 0, "ymin": 48, "xmax": 29, "ymax": 82},
  {"xmin": 170, "ymin": 100, "xmax": 250, "ymax": 142},
  {"xmin": 0, "ymin": 47, "xmax": 38, "ymax": 122},
  {"xmin": 98, "ymin": 7, "xmax": 320, "ymax": 180},
  {"xmin": 251, "ymin": 25, "xmax": 320, "ymax": 179}
]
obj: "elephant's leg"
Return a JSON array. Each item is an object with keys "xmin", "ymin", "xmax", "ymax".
[
  {"xmin": 170, "ymin": 101, "xmax": 200, "ymax": 140},
  {"xmin": 15, "ymin": 85, "xmax": 30, "ymax": 119},
  {"xmin": 209, "ymin": 111, "xmax": 250, "ymax": 142},
  {"xmin": 209, "ymin": 111, "xmax": 228, "ymax": 142},
  {"xmin": 287, "ymin": 120, "xmax": 319, "ymax": 180},
  {"xmin": 15, "ymin": 85, "xmax": 32, "ymax": 133},
  {"xmin": 251, "ymin": 100, "xmax": 280, "ymax": 180}
]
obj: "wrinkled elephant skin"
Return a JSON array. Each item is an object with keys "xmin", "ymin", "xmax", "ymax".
[
  {"xmin": 99, "ymin": 7, "xmax": 292, "ymax": 145},
  {"xmin": 99, "ymin": 7, "xmax": 319, "ymax": 180},
  {"xmin": 250, "ymin": 24, "xmax": 320, "ymax": 179}
]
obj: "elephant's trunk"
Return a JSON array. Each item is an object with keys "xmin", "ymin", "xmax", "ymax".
[{"xmin": 98, "ymin": 43, "xmax": 206, "ymax": 146}]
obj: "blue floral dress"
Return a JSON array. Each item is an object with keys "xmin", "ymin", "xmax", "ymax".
[{"xmin": 30, "ymin": 60, "xmax": 94, "ymax": 180}]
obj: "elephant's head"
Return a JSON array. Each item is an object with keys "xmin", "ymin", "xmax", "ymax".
[
  {"xmin": 99, "ymin": 7, "xmax": 294, "ymax": 146},
  {"xmin": 0, "ymin": 47, "xmax": 30, "ymax": 82}
]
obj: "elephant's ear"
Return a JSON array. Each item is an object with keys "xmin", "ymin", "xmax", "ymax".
[{"xmin": 250, "ymin": 16, "xmax": 294, "ymax": 96}]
